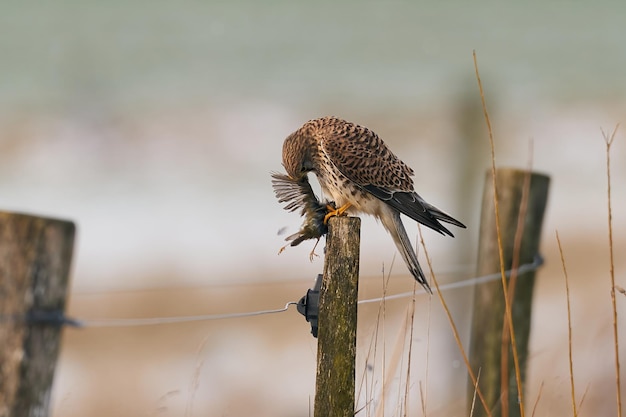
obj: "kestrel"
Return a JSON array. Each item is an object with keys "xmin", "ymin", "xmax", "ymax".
[
  {"xmin": 280, "ymin": 116, "xmax": 466, "ymax": 293},
  {"xmin": 271, "ymin": 172, "xmax": 330, "ymax": 260}
]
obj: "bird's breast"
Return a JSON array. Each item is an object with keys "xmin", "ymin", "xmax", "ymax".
[
  {"xmin": 318, "ymin": 173, "xmax": 382, "ymax": 216},
  {"xmin": 315, "ymin": 145, "xmax": 383, "ymax": 216}
]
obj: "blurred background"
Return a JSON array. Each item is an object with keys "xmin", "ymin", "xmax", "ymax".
[{"xmin": 1, "ymin": 1, "xmax": 625, "ymax": 416}]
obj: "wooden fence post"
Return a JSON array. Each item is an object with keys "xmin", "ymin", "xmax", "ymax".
[
  {"xmin": 314, "ymin": 216, "xmax": 360, "ymax": 417},
  {"xmin": 0, "ymin": 212, "xmax": 75, "ymax": 417},
  {"xmin": 468, "ymin": 168, "xmax": 550, "ymax": 417}
]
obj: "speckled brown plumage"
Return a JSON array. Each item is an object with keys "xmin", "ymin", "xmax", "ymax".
[{"xmin": 280, "ymin": 116, "xmax": 466, "ymax": 292}]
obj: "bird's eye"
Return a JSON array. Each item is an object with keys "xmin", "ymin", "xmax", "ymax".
[{"xmin": 301, "ymin": 160, "xmax": 314, "ymax": 173}]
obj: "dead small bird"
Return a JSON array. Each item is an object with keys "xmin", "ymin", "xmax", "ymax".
[{"xmin": 271, "ymin": 172, "xmax": 331, "ymax": 261}]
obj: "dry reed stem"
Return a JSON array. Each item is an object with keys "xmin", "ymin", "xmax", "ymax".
[
  {"xmin": 362, "ymin": 339, "xmax": 376, "ymax": 416},
  {"xmin": 185, "ymin": 335, "xmax": 210, "ymax": 417},
  {"xmin": 151, "ymin": 390, "xmax": 180, "ymax": 416},
  {"xmin": 403, "ymin": 281, "xmax": 418, "ymax": 417},
  {"xmin": 364, "ymin": 316, "xmax": 378, "ymax": 417},
  {"xmin": 357, "ymin": 315, "xmax": 377, "ymax": 417},
  {"xmin": 577, "ymin": 383, "xmax": 591, "ymax": 415},
  {"xmin": 361, "ymin": 260, "xmax": 394, "ymax": 417},
  {"xmin": 377, "ymin": 309, "xmax": 410, "ymax": 417},
  {"xmin": 415, "ymin": 234, "xmax": 432, "ymax": 417},
  {"xmin": 421, "ymin": 283, "xmax": 433, "ymax": 417},
  {"xmin": 356, "ymin": 273, "xmax": 382, "ymax": 416},
  {"xmin": 419, "ymin": 381, "xmax": 426, "ymax": 417},
  {"xmin": 556, "ymin": 230, "xmax": 578, "ymax": 417},
  {"xmin": 473, "ymin": 50, "xmax": 525, "ymax": 417},
  {"xmin": 500, "ymin": 142, "xmax": 534, "ymax": 417},
  {"xmin": 375, "ymin": 269, "xmax": 417, "ymax": 417},
  {"xmin": 417, "ymin": 224, "xmax": 493, "ymax": 417},
  {"xmin": 470, "ymin": 368, "xmax": 482, "ymax": 417},
  {"xmin": 381, "ymin": 266, "xmax": 391, "ymax": 417},
  {"xmin": 530, "ymin": 381, "xmax": 544, "ymax": 417},
  {"xmin": 602, "ymin": 124, "xmax": 622, "ymax": 417}
]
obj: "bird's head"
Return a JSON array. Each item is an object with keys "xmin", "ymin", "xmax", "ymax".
[{"xmin": 282, "ymin": 131, "xmax": 315, "ymax": 181}]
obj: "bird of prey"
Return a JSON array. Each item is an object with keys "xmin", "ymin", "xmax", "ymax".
[
  {"xmin": 271, "ymin": 172, "xmax": 330, "ymax": 260},
  {"xmin": 280, "ymin": 116, "xmax": 466, "ymax": 293}
]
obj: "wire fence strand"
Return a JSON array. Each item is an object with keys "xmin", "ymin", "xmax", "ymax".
[
  {"xmin": 80, "ymin": 302, "xmax": 298, "ymax": 328},
  {"xmin": 1, "ymin": 255, "xmax": 543, "ymax": 328},
  {"xmin": 359, "ymin": 254, "xmax": 543, "ymax": 305}
]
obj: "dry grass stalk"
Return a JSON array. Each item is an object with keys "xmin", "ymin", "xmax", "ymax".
[
  {"xmin": 358, "ymin": 259, "xmax": 394, "ymax": 417},
  {"xmin": 473, "ymin": 50, "xmax": 525, "ymax": 417},
  {"xmin": 556, "ymin": 230, "xmax": 578, "ymax": 417},
  {"xmin": 417, "ymin": 224, "xmax": 493, "ymax": 417},
  {"xmin": 530, "ymin": 381, "xmax": 544, "ymax": 417},
  {"xmin": 500, "ymin": 142, "xmax": 534, "ymax": 417},
  {"xmin": 403, "ymin": 281, "xmax": 418, "ymax": 417},
  {"xmin": 601, "ymin": 124, "xmax": 622, "ymax": 417},
  {"xmin": 469, "ymin": 368, "xmax": 483, "ymax": 417}
]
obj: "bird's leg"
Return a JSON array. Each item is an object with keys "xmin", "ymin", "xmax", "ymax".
[
  {"xmin": 308, "ymin": 238, "xmax": 322, "ymax": 262},
  {"xmin": 323, "ymin": 202, "xmax": 352, "ymax": 224},
  {"xmin": 279, "ymin": 239, "xmax": 321, "ymax": 262}
]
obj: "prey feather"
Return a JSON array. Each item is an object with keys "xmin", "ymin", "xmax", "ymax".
[{"xmin": 271, "ymin": 172, "xmax": 332, "ymax": 260}]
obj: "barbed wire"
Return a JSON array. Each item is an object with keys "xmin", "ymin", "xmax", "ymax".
[{"xmin": 0, "ymin": 255, "xmax": 543, "ymax": 328}]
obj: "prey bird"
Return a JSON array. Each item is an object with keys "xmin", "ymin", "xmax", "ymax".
[
  {"xmin": 271, "ymin": 172, "xmax": 330, "ymax": 260},
  {"xmin": 280, "ymin": 116, "xmax": 466, "ymax": 293}
]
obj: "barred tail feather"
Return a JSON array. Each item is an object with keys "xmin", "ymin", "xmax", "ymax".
[{"xmin": 380, "ymin": 208, "xmax": 433, "ymax": 294}]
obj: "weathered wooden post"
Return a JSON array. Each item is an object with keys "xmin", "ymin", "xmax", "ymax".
[
  {"xmin": 468, "ymin": 168, "xmax": 550, "ymax": 417},
  {"xmin": 0, "ymin": 212, "xmax": 75, "ymax": 417},
  {"xmin": 314, "ymin": 216, "xmax": 360, "ymax": 417}
]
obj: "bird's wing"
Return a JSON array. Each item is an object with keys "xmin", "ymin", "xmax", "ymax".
[
  {"xmin": 271, "ymin": 172, "xmax": 318, "ymax": 214},
  {"xmin": 318, "ymin": 121, "xmax": 415, "ymax": 191},
  {"xmin": 271, "ymin": 171, "xmax": 329, "ymax": 247},
  {"xmin": 363, "ymin": 185, "xmax": 465, "ymax": 236},
  {"xmin": 320, "ymin": 122, "xmax": 465, "ymax": 236}
]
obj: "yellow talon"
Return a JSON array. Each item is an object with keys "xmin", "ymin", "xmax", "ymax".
[{"xmin": 323, "ymin": 203, "xmax": 352, "ymax": 224}]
